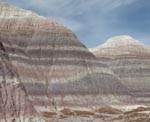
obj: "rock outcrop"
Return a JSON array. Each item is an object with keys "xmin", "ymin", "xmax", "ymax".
[
  {"xmin": 0, "ymin": 28, "xmax": 44, "ymax": 121},
  {"xmin": 91, "ymin": 35, "xmax": 150, "ymax": 100},
  {"xmin": 0, "ymin": 3, "xmax": 133, "ymax": 121}
]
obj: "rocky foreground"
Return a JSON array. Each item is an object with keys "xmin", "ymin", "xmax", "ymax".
[
  {"xmin": 38, "ymin": 106, "xmax": 150, "ymax": 122},
  {"xmin": 1, "ymin": 104, "xmax": 150, "ymax": 122},
  {"xmin": 1, "ymin": 106, "xmax": 150, "ymax": 122}
]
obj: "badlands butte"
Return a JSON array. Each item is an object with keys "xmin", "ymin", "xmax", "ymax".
[
  {"xmin": 0, "ymin": 2, "xmax": 150, "ymax": 122},
  {"xmin": 90, "ymin": 36, "xmax": 150, "ymax": 101}
]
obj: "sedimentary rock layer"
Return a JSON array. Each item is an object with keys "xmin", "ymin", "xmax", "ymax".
[
  {"xmin": 91, "ymin": 36, "xmax": 150, "ymax": 98},
  {"xmin": 0, "ymin": 34, "xmax": 45, "ymax": 121},
  {"xmin": 0, "ymin": 3, "xmax": 132, "ymax": 121}
]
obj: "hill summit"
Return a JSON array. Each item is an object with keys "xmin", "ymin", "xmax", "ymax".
[{"xmin": 100, "ymin": 35, "xmax": 144, "ymax": 48}]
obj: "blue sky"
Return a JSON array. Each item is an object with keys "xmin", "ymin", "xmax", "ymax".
[{"xmin": 1, "ymin": 0, "xmax": 150, "ymax": 48}]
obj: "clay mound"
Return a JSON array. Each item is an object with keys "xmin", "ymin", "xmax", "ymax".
[
  {"xmin": 90, "ymin": 36, "xmax": 150, "ymax": 99},
  {"xmin": 92, "ymin": 35, "xmax": 150, "ymax": 59},
  {"xmin": 0, "ymin": 3, "xmax": 133, "ymax": 121}
]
